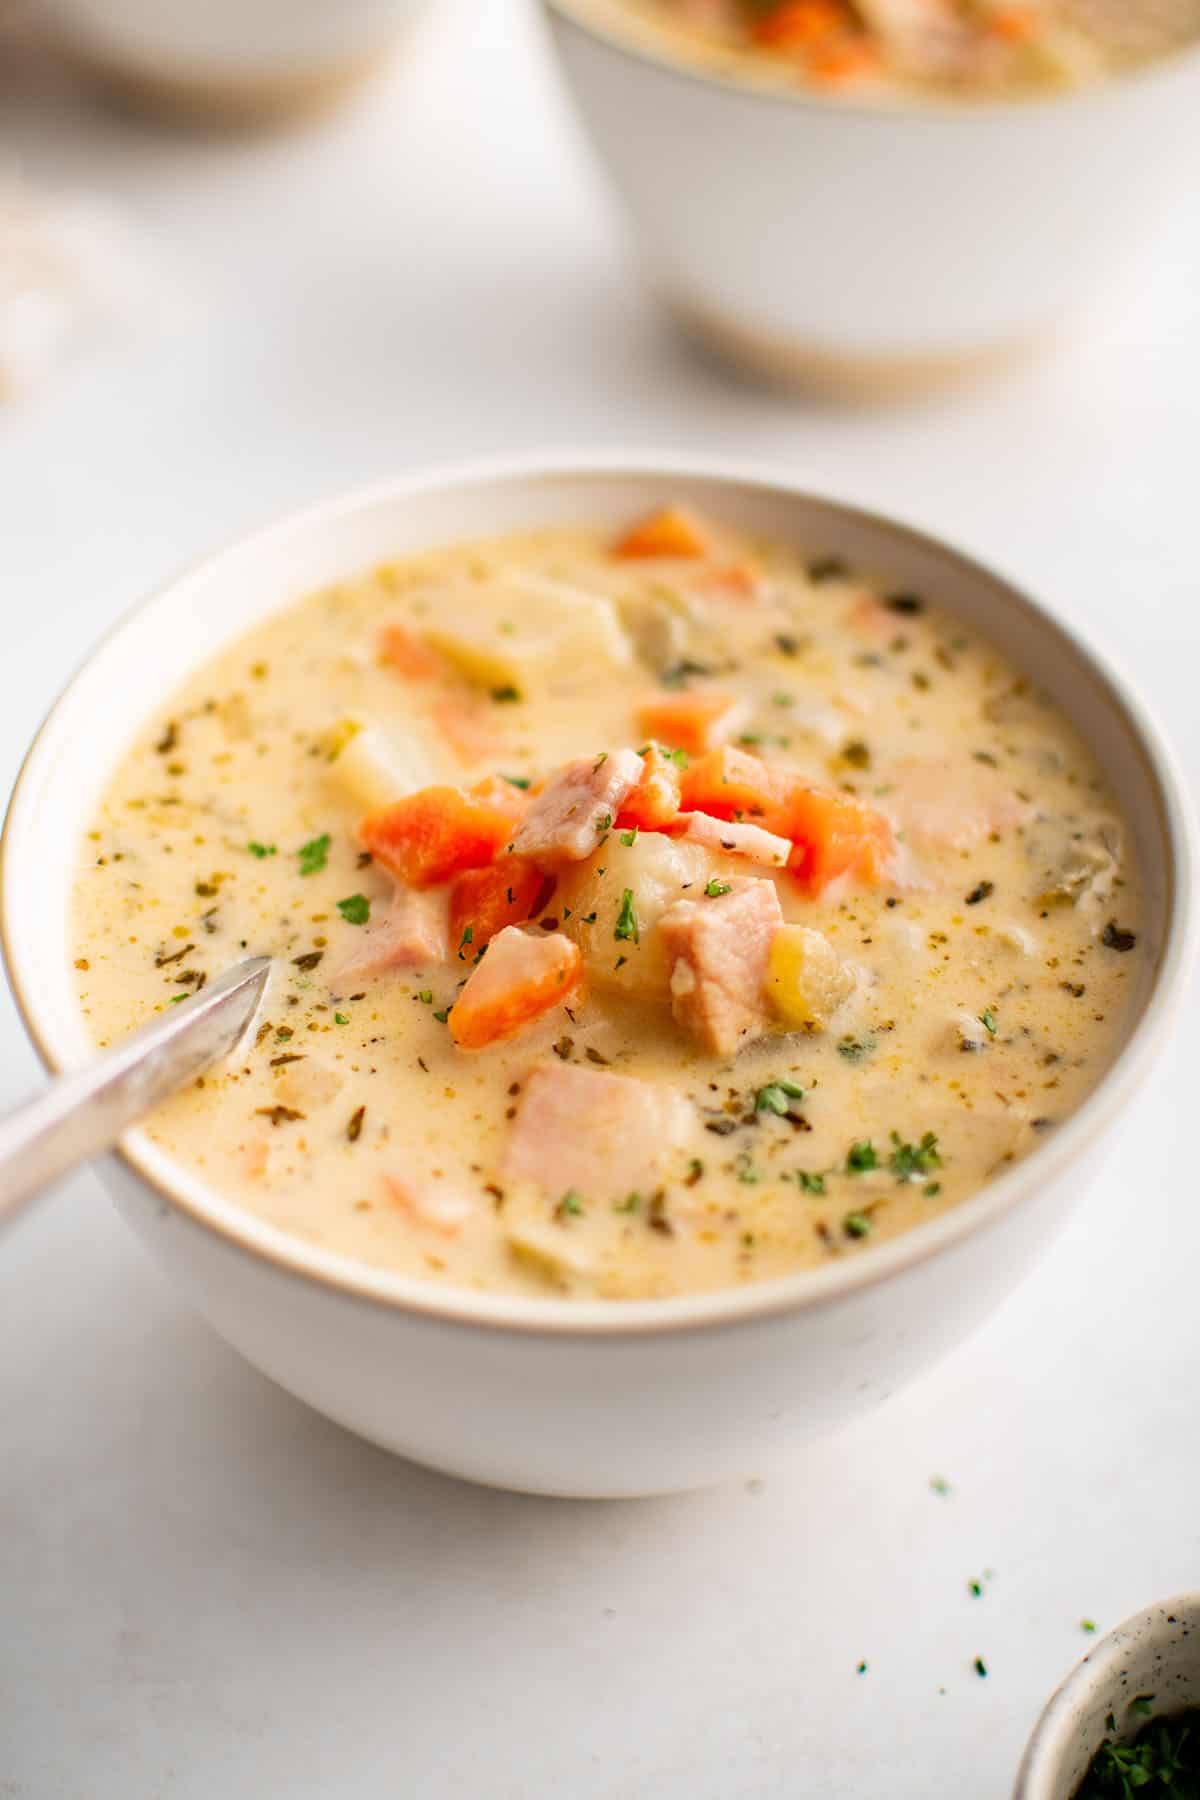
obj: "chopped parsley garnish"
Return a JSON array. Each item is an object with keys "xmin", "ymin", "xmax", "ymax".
[
  {"xmin": 704, "ymin": 879, "xmax": 732, "ymax": 898},
  {"xmin": 595, "ymin": 813, "xmax": 613, "ymax": 835},
  {"xmin": 965, "ymin": 880, "xmax": 994, "ymax": 906},
  {"xmin": 581, "ymin": 911, "xmax": 597, "ymax": 925},
  {"xmin": 1132, "ymin": 1697, "xmax": 1157, "ymax": 1718},
  {"xmin": 292, "ymin": 951, "xmax": 323, "ymax": 972},
  {"xmin": 502, "ymin": 774, "xmax": 532, "ymax": 790},
  {"xmin": 490, "ymin": 685, "xmax": 521, "ymax": 703},
  {"xmin": 735, "ymin": 1153, "xmax": 761, "ymax": 1185},
  {"xmin": 889, "ymin": 1131, "xmax": 941, "ymax": 1180},
  {"xmin": 613, "ymin": 1192, "xmax": 640, "ymax": 1214},
  {"xmin": 808, "ymin": 556, "xmax": 849, "ymax": 584},
  {"xmin": 1076, "ymin": 1708, "xmax": 1200, "ymax": 1799},
  {"xmin": 663, "ymin": 746, "xmax": 689, "ymax": 768},
  {"xmin": 837, "ymin": 1036, "xmax": 874, "ymax": 1064},
  {"xmin": 614, "ymin": 888, "xmax": 639, "ymax": 944},
  {"xmin": 593, "ymin": 751, "xmax": 608, "ymax": 770},
  {"xmin": 433, "ymin": 1008, "xmax": 450, "ymax": 1023},
  {"xmin": 924, "ymin": 1181, "xmax": 942, "ymax": 1198},
  {"xmin": 980, "ymin": 1008, "xmax": 997, "ymax": 1037},
  {"xmin": 755, "ymin": 1079, "xmax": 805, "ymax": 1116},
  {"xmin": 619, "ymin": 826, "xmax": 639, "ymax": 847},
  {"xmin": 417, "ymin": 989, "xmax": 433, "ymax": 1004},
  {"xmin": 772, "ymin": 692, "xmax": 794, "ymax": 708},
  {"xmin": 555, "ymin": 1189, "xmax": 584, "ymax": 1220},
  {"xmin": 843, "ymin": 1212, "xmax": 872, "ymax": 1240},
  {"xmin": 796, "ymin": 1171, "xmax": 826, "ymax": 1195},
  {"xmin": 297, "ymin": 833, "xmax": 331, "ymax": 876},
  {"xmin": 334, "ymin": 1011, "xmax": 350, "ymax": 1025},
  {"xmin": 336, "ymin": 893, "xmax": 370, "ymax": 925},
  {"xmin": 169, "ymin": 993, "xmax": 187, "ymax": 1004},
  {"xmin": 846, "ymin": 1140, "xmax": 878, "ymax": 1173},
  {"xmin": 247, "ymin": 841, "xmax": 277, "ymax": 859},
  {"xmin": 458, "ymin": 924, "xmax": 474, "ymax": 959}
]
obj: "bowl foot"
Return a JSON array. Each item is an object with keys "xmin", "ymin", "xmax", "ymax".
[{"xmin": 667, "ymin": 292, "xmax": 1050, "ymax": 402}]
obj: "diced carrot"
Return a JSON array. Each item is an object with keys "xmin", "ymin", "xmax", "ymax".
[
  {"xmin": 635, "ymin": 690, "xmax": 744, "ymax": 757},
  {"xmin": 449, "ymin": 927, "xmax": 582, "ymax": 1050},
  {"xmin": 448, "ymin": 856, "xmax": 550, "ymax": 954},
  {"xmin": 681, "ymin": 750, "xmax": 893, "ymax": 892},
  {"xmin": 615, "ymin": 746, "xmax": 683, "ymax": 832},
  {"xmin": 988, "ymin": 5, "xmax": 1036, "ymax": 41},
  {"xmin": 699, "ymin": 562, "xmax": 763, "ymax": 602},
  {"xmin": 752, "ymin": 0, "xmax": 848, "ymax": 48},
  {"xmin": 779, "ymin": 785, "xmax": 894, "ymax": 893},
  {"xmin": 360, "ymin": 777, "xmax": 527, "ymax": 889},
  {"xmin": 806, "ymin": 38, "xmax": 881, "ymax": 83},
  {"xmin": 431, "ymin": 697, "xmax": 504, "ymax": 766},
  {"xmin": 679, "ymin": 746, "xmax": 788, "ymax": 822},
  {"xmin": 378, "ymin": 622, "xmax": 443, "ymax": 680},
  {"xmin": 613, "ymin": 507, "xmax": 711, "ymax": 561}
]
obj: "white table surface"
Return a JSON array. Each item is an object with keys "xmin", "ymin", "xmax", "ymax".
[{"xmin": 2, "ymin": 4, "xmax": 1199, "ymax": 1794}]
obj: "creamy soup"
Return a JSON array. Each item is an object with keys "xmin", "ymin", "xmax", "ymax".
[
  {"xmin": 73, "ymin": 507, "xmax": 1141, "ymax": 1300},
  {"xmin": 582, "ymin": 0, "xmax": 1200, "ymax": 98}
]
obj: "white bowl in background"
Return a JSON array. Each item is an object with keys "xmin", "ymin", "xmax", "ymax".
[
  {"xmin": 1015, "ymin": 1594, "xmax": 1200, "ymax": 1799},
  {"xmin": 39, "ymin": 0, "xmax": 424, "ymax": 124},
  {"xmin": 543, "ymin": 2, "xmax": 1200, "ymax": 394},
  {"xmin": 1, "ymin": 454, "xmax": 1192, "ymax": 1496}
]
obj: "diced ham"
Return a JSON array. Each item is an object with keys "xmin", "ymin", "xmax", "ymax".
[
  {"xmin": 511, "ymin": 748, "xmax": 644, "ymax": 865},
  {"xmin": 659, "ymin": 877, "xmax": 783, "ymax": 1057},
  {"xmin": 449, "ymin": 927, "xmax": 581, "ymax": 1050},
  {"xmin": 329, "ymin": 887, "xmax": 447, "ymax": 991},
  {"xmin": 504, "ymin": 1062, "xmax": 693, "ymax": 1200},
  {"xmin": 845, "ymin": 593, "xmax": 901, "ymax": 643},
  {"xmin": 885, "ymin": 757, "xmax": 1032, "ymax": 852},
  {"xmin": 675, "ymin": 811, "xmax": 792, "ymax": 868},
  {"xmin": 383, "ymin": 1173, "xmax": 477, "ymax": 1237}
]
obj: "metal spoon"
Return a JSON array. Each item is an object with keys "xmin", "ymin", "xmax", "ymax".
[{"xmin": 0, "ymin": 956, "xmax": 270, "ymax": 1230}]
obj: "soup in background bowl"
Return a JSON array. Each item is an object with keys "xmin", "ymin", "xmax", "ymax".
[
  {"xmin": 2, "ymin": 458, "xmax": 1190, "ymax": 1494},
  {"xmin": 544, "ymin": 1, "xmax": 1200, "ymax": 394}
]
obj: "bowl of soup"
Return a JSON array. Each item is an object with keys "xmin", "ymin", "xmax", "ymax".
[
  {"xmin": 1, "ymin": 455, "xmax": 1191, "ymax": 1494},
  {"xmin": 542, "ymin": 0, "xmax": 1200, "ymax": 393}
]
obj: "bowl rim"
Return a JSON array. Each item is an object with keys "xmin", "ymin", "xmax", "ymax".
[
  {"xmin": 1014, "ymin": 1591, "xmax": 1200, "ymax": 1797},
  {"xmin": 543, "ymin": 0, "xmax": 1200, "ymax": 124},
  {"xmin": 2, "ymin": 447, "xmax": 1194, "ymax": 1339}
]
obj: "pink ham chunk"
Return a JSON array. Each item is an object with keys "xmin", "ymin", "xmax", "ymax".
[
  {"xmin": 383, "ymin": 1172, "xmax": 477, "ymax": 1237},
  {"xmin": 676, "ymin": 811, "xmax": 791, "ymax": 868},
  {"xmin": 659, "ymin": 876, "xmax": 783, "ymax": 1057},
  {"xmin": 504, "ymin": 1062, "xmax": 693, "ymax": 1201},
  {"xmin": 511, "ymin": 748, "xmax": 644, "ymax": 864},
  {"xmin": 329, "ymin": 887, "xmax": 447, "ymax": 991},
  {"xmin": 885, "ymin": 757, "xmax": 1032, "ymax": 853}
]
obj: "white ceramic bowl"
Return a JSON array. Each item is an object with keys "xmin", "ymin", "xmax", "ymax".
[
  {"xmin": 1015, "ymin": 1594, "xmax": 1200, "ymax": 1798},
  {"xmin": 39, "ymin": 0, "xmax": 423, "ymax": 123},
  {"xmin": 544, "ymin": 2, "xmax": 1200, "ymax": 392},
  {"xmin": 1, "ymin": 454, "xmax": 1193, "ymax": 1496}
]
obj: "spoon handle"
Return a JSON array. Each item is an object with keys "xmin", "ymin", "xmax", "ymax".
[{"xmin": 0, "ymin": 956, "xmax": 270, "ymax": 1229}]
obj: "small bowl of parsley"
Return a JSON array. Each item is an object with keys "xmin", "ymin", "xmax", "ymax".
[{"xmin": 1015, "ymin": 1594, "xmax": 1200, "ymax": 1799}]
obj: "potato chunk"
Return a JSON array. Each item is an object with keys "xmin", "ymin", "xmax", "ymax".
[
  {"xmin": 328, "ymin": 721, "xmax": 434, "ymax": 813},
  {"xmin": 556, "ymin": 830, "xmax": 713, "ymax": 1003},
  {"xmin": 766, "ymin": 924, "xmax": 856, "ymax": 1031},
  {"xmin": 422, "ymin": 576, "xmax": 631, "ymax": 696}
]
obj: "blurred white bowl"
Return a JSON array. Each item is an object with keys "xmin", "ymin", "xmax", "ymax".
[
  {"xmin": 1, "ymin": 454, "xmax": 1192, "ymax": 1496},
  {"xmin": 41, "ymin": 0, "xmax": 425, "ymax": 123},
  {"xmin": 544, "ymin": 1, "xmax": 1200, "ymax": 393}
]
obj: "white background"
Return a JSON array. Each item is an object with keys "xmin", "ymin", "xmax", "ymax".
[{"xmin": 2, "ymin": 3, "xmax": 1198, "ymax": 1794}]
